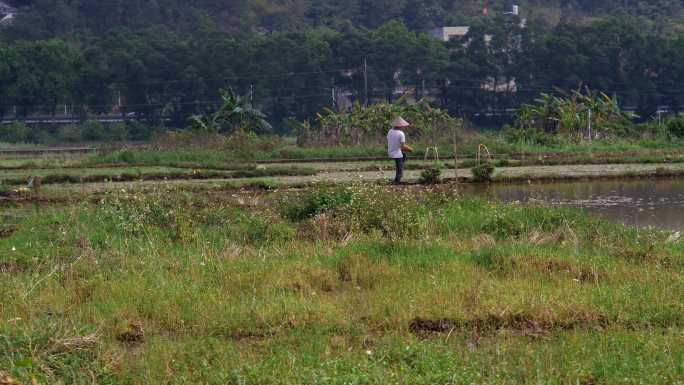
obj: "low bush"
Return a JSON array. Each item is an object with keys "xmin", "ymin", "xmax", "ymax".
[
  {"xmin": 57, "ymin": 124, "xmax": 82, "ymax": 143},
  {"xmin": 419, "ymin": 162, "xmax": 443, "ymax": 184},
  {"xmin": 80, "ymin": 120, "xmax": 106, "ymax": 141},
  {"xmin": 98, "ymin": 188, "xmax": 292, "ymax": 245},
  {"xmin": 231, "ymin": 212, "xmax": 295, "ymax": 245},
  {"xmin": 105, "ymin": 149, "xmax": 137, "ymax": 164},
  {"xmin": 471, "ymin": 163, "xmax": 495, "ymax": 182},
  {"xmin": 502, "ymin": 125, "xmax": 561, "ymax": 146},
  {"xmin": 279, "ymin": 185, "xmax": 353, "ymax": 222},
  {"xmin": 108, "ymin": 122, "xmax": 129, "ymax": 141},
  {"xmin": 281, "ymin": 184, "xmax": 428, "ymax": 239},
  {"xmin": 0, "ymin": 183, "xmax": 10, "ymax": 196},
  {"xmin": 153, "ymin": 129, "xmax": 283, "ymax": 157},
  {"xmin": 245, "ymin": 179, "xmax": 277, "ymax": 190},
  {"xmin": 666, "ymin": 114, "xmax": 684, "ymax": 138},
  {"xmin": 0, "ymin": 122, "xmax": 29, "ymax": 143},
  {"xmin": 127, "ymin": 121, "xmax": 157, "ymax": 141}
]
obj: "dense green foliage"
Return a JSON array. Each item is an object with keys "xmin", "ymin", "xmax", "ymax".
[
  {"xmin": 300, "ymin": 97, "xmax": 461, "ymax": 146},
  {"xmin": 0, "ymin": 120, "xmax": 157, "ymax": 143},
  {"xmin": 5, "ymin": 0, "xmax": 684, "ymax": 36},
  {"xmin": 1, "ymin": 0, "xmax": 684, "ymax": 134}
]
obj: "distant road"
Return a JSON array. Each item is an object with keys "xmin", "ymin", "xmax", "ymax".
[
  {"xmin": 0, "ymin": 147, "xmax": 98, "ymax": 155},
  {"xmin": 1, "ymin": 116, "xmax": 126, "ymax": 125}
]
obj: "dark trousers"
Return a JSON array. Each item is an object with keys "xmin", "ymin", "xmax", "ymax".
[{"xmin": 393, "ymin": 156, "xmax": 405, "ymax": 183}]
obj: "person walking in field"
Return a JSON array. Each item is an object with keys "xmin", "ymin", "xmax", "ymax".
[{"xmin": 387, "ymin": 117, "xmax": 413, "ymax": 184}]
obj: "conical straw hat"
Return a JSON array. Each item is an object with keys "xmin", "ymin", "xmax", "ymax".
[{"xmin": 391, "ymin": 117, "xmax": 410, "ymax": 127}]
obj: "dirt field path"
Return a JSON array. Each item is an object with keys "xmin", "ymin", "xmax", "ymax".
[{"xmin": 42, "ymin": 162, "xmax": 684, "ymax": 194}]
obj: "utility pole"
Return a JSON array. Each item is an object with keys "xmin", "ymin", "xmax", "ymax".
[
  {"xmin": 658, "ymin": 109, "xmax": 663, "ymax": 129},
  {"xmin": 588, "ymin": 109, "xmax": 593, "ymax": 142},
  {"xmin": 363, "ymin": 57, "xmax": 368, "ymax": 106},
  {"xmin": 249, "ymin": 84, "xmax": 254, "ymax": 104}
]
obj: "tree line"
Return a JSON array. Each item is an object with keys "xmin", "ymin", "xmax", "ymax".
[
  {"xmin": 1, "ymin": 15, "xmax": 684, "ymax": 133},
  {"xmin": 5, "ymin": 0, "xmax": 684, "ymax": 37}
]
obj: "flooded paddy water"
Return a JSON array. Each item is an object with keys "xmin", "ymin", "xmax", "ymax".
[{"xmin": 463, "ymin": 178, "xmax": 684, "ymax": 231}]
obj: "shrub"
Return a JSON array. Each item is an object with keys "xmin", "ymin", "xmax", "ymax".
[
  {"xmin": 232, "ymin": 213, "xmax": 295, "ymax": 245},
  {"xmin": 58, "ymin": 124, "xmax": 82, "ymax": 143},
  {"xmin": 281, "ymin": 184, "xmax": 428, "ymax": 239},
  {"xmin": 243, "ymin": 179, "xmax": 277, "ymax": 190},
  {"xmin": 225, "ymin": 130, "xmax": 282, "ymax": 158},
  {"xmin": 279, "ymin": 186, "xmax": 353, "ymax": 222},
  {"xmin": 471, "ymin": 163, "xmax": 495, "ymax": 182},
  {"xmin": 126, "ymin": 121, "xmax": 154, "ymax": 141},
  {"xmin": 108, "ymin": 123, "xmax": 129, "ymax": 141},
  {"xmin": 503, "ymin": 125, "xmax": 562, "ymax": 146},
  {"xmin": 665, "ymin": 114, "xmax": 684, "ymax": 138},
  {"xmin": 0, "ymin": 122, "xmax": 29, "ymax": 143},
  {"xmin": 29, "ymin": 128, "xmax": 56, "ymax": 144},
  {"xmin": 419, "ymin": 162, "xmax": 443, "ymax": 184},
  {"xmin": 98, "ymin": 190, "xmax": 195, "ymax": 237},
  {"xmin": 0, "ymin": 183, "xmax": 10, "ymax": 196},
  {"xmin": 102, "ymin": 150, "xmax": 137, "ymax": 164},
  {"xmin": 80, "ymin": 120, "xmax": 106, "ymax": 141}
]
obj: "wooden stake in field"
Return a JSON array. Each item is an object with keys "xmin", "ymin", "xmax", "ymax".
[{"xmin": 453, "ymin": 118, "xmax": 464, "ymax": 183}]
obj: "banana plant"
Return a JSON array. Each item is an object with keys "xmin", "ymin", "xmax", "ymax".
[
  {"xmin": 189, "ymin": 89, "xmax": 272, "ymax": 134},
  {"xmin": 513, "ymin": 87, "xmax": 637, "ymax": 141},
  {"xmin": 310, "ymin": 97, "xmax": 460, "ymax": 146}
]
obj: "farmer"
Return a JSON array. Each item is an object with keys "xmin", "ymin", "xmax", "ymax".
[{"xmin": 387, "ymin": 117, "xmax": 413, "ymax": 184}]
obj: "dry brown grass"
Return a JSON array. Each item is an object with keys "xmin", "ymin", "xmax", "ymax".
[{"xmin": 50, "ymin": 334, "xmax": 99, "ymax": 354}]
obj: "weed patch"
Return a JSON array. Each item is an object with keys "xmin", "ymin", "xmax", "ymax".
[{"xmin": 3, "ymin": 183, "xmax": 684, "ymax": 383}]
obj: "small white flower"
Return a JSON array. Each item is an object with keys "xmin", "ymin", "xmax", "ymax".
[
  {"xmin": 11, "ymin": 246, "xmax": 16, "ymax": 251},
  {"xmin": 365, "ymin": 350, "xmax": 373, "ymax": 356}
]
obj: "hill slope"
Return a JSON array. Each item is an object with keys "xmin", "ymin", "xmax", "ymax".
[{"xmin": 3, "ymin": 0, "xmax": 684, "ymax": 40}]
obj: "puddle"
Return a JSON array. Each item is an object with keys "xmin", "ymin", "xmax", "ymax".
[{"xmin": 462, "ymin": 178, "xmax": 684, "ymax": 231}]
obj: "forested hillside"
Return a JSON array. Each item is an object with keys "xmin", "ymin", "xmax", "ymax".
[
  {"xmin": 1, "ymin": 0, "xmax": 684, "ymax": 135},
  {"xmin": 3, "ymin": 0, "xmax": 684, "ymax": 38}
]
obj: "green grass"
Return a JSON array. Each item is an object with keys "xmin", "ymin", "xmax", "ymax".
[
  {"xmin": 2, "ymin": 184, "xmax": 684, "ymax": 383},
  {"xmin": 85, "ymin": 136, "xmax": 684, "ymax": 168}
]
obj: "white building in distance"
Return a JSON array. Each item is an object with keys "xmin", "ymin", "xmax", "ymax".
[{"xmin": 429, "ymin": 27, "xmax": 470, "ymax": 42}]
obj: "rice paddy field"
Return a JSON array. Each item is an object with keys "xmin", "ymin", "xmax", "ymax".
[{"xmin": 2, "ymin": 144, "xmax": 684, "ymax": 384}]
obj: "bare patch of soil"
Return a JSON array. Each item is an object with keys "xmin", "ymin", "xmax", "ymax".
[
  {"xmin": 410, "ymin": 311, "xmax": 610, "ymax": 338},
  {"xmin": 0, "ymin": 261, "xmax": 24, "ymax": 274},
  {"xmin": 229, "ymin": 329, "xmax": 277, "ymax": 341},
  {"xmin": 117, "ymin": 321, "xmax": 145, "ymax": 345},
  {"xmin": 0, "ymin": 226, "xmax": 16, "ymax": 239},
  {"xmin": 0, "ymin": 196, "xmax": 73, "ymax": 206},
  {"xmin": 409, "ymin": 318, "xmax": 455, "ymax": 336},
  {"xmin": 533, "ymin": 260, "xmax": 605, "ymax": 283}
]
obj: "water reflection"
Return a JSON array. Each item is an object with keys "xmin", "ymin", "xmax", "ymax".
[{"xmin": 461, "ymin": 179, "xmax": 684, "ymax": 231}]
